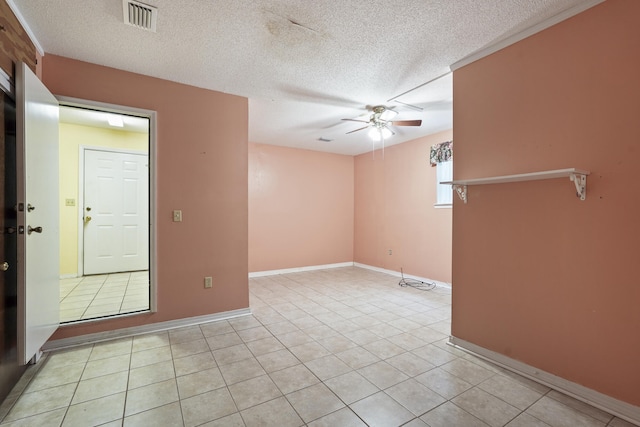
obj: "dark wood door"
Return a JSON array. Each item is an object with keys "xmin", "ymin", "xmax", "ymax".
[{"xmin": 0, "ymin": 89, "xmax": 26, "ymax": 402}]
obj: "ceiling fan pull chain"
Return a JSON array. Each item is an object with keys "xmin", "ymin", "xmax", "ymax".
[{"xmin": 372, "ymin": 136, "xmax": 375, "ymax": 159}]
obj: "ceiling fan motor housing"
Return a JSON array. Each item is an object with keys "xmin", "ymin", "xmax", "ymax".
[{"xmin": 372, "ymin": 106, "xmax": 397, "ymax": 123}]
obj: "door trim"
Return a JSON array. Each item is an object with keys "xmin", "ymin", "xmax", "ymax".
[{"xmin": 58, "ymin": 96, "xmax": 158, "ymax": 313}]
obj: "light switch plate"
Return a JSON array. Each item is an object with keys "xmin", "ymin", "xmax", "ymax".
[{"xmin": 173, "ymin": 210, "xmax": 182, "ymax": 222}]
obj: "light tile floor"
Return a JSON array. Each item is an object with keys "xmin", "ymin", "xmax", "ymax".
[
  {"xmin": 1, "ymin": 267, "xmax": 636, "ymax": 426},
  {"xmin": 59, "ymin": 271, "xmax": 150, "ymax": 323}
]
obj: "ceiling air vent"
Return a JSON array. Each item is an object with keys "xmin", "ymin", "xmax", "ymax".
[{"xmin": 123, "ymin": 0, "xmax": 158, "ymax": 32}]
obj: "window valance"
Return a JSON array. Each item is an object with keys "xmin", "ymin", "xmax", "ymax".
[{"xmin": 429, "ymin": 140, "xmax": 453, "ymax": 166}]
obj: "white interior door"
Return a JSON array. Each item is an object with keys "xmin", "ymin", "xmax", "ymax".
[
  {"xmin": 83, "ymin": 149, "xmax": 148, "ymax": 275},
  {"xmin": 16, "ymin": 63, "xmax": 60, "ymax": 365}
]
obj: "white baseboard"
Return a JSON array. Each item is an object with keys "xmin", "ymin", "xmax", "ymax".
[
  {"xmin": 449, "ymin": 336, "xmax": 640, "ymax": 426},
  {"xmin": 249, "ymin": 262, "xmax": 354, "ymax": 278},
  {"xmin": 43, "ymin": 308, "xmax": 251, "ymax": 351},
  {"xmin": 354, "ymin": 263, "xmax": 451, "ymax": 289},
  {"xmin": 249, "ymin": 262, "xmax": 451, "ymax": 290}
]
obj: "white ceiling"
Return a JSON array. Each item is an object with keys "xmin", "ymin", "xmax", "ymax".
[{"xmin": 12, "ymin": 0, "xmax": 596, "ymax": 155}]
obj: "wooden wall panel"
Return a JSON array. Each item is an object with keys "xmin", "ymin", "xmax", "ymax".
[{"xmin": 0, "ymin": 1, "xmax": 36, "ymax": 80}]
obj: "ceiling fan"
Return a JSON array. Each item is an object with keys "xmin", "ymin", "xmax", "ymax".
[{"xmin": 342, "ymin": 105, "xmax": 422, "ymax": 141}]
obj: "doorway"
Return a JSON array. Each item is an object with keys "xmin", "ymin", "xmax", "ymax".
[
  {"xmin": 57, "ymin": 102, "xmax": 156, "ymax": 323},
  {"xmin": 0, "ymin": 75, "xmax": 27, "ymax": 402}
]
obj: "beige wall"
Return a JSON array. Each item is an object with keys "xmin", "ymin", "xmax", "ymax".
[
  {"xmin": 354, "ymin": 130, "xmax": 453, "ymax": 282},
  {"xmin": 452, "ymin": 0, "xmax": 639, "ymax": 406},
  {"xmin": 249, "ymin": 143, "xmax": 354, "ymax": 272},
  {"xmin": 59, "ymin": 122, "xmax": 147, "ymax": 276},
  {"xmin": 43, "ymin": 54, "xmax": 249, "ymax": 340}
]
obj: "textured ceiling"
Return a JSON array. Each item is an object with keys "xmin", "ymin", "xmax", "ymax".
[{"xmin": 12, "ymin": 0, "xmax": 597, "ymax": 155}]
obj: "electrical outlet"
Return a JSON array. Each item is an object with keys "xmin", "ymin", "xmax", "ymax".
[
  {"xmin": 65, "ymin": 198, "xmax": 76, "ymax": 206},
  {"xmin": 173, "ymin": 210, "xmax": 182, "ymax": 222},
  {"xmin": 204, "ymin": 276, "xmax": 213, "ymax": 288}
]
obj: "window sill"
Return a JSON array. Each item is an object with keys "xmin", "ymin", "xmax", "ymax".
[{"xmin": 434, "ymin": 203, "xmax": 452, "ymax": 209}]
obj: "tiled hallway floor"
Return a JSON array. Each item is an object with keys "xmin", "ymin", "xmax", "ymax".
[
  {"xmin": 1, "ymin": 267, "xmax": 635, "ymax": 426},
  {"xmin": 59, "ymin": 271, "xmax": 150, "ymax": 322}
]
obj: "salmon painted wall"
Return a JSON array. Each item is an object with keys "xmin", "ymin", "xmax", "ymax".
[
  {"xmin": 354, "ymin": 130, "xmax": 453, "ymax": 283},
  {"xmin": 452, "ymin": 0, "xmax": 640, "ymax": 406},
  {"xmin": 249, "ymin": 143, "xmax": 353, "ymax": 272},
  {"xmin": 42, "ymin": 55, "xmax": 249, "ymax": 339}
]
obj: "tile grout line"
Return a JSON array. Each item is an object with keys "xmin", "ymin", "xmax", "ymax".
[
  {"xmin": 58, "ymin": 345, "xmax": 93, "ymax": 426},
  {"xmin": 3, "ymin": 268, "xmax": 628, "ymax": 426},
  {"xmin": 250, "ymin": 278, "xmax": 422, "ymax": 427}
]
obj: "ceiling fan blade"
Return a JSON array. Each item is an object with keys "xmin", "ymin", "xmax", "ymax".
[
  {"xmin": 341, "ymin": 118, "xmax": 369, "ymax": 124},
  {"xmin": 346, "ymin": 125, "xmax": 370, "ymax": 134},
  {"xmin": 390, "ymin": 119, "xmax": 422, "ymax": 127}
]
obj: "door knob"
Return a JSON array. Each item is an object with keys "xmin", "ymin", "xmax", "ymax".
[
  {"xmin": 84, "ymin": 216, "xmax": 92, "ymax": 223},
  {"xmin": 27, "ymin": 225, "xmax": 43, "ymax": 235},
  {"xmin": 27, "ymin": 204, "xmax": 35, "ymax": 212},
  {"xmin": 1, "ymin": 262, "xmax": 8, "ymax": 271}
]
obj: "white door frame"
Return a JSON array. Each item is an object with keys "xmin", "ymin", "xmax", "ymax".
[
  {"xmin": 78, "ymin": 146, "xmax": 148, "ymax": 275},
  {"xmin": 58, "ymin": 96, "xmax": 158, "ymax": 313}
]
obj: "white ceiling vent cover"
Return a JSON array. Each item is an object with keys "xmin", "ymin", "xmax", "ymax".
[{"xmin": 123, "ymin": 0, "xmax": 158, "ymax": 32}]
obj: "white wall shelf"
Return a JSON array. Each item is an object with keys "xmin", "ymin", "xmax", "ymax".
[{"xmin": 442, "ymin": 168, "xmax": 590, "ymax": 204}]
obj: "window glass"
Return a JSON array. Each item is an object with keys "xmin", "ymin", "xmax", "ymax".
[{"xmin": 436, "ymin": 160, "xmax": 453, "ymax": 206}]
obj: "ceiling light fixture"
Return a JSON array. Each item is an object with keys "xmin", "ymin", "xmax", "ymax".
[
  {"xmin": 367, "ymin": 106, "xmax": 396, "ymax": 142},
  {"xmin": 107, "ymin": 115, "xmax": 124, "ymax": 127},
  {"xmin": 368, "ymin": 125, "xmax": 392, "ymax": 141}
]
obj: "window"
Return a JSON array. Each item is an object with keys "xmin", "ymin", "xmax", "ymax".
[{"xmin": 435, "ymin": 159, "xmax": 453, "ymax": 207}]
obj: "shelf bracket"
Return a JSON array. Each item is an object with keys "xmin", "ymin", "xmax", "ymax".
[
  {"xmin": 453, "ymin": 184, "xmax": 467, "ymax": 204},
  {"xmin": 569, "ymin": 173, "xmax": 587, "ymax": 201}
]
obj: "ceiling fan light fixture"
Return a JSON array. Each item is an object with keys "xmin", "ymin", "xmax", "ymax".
[
  {"xmin": 379, "ymin": 108, "xmax": 398, "ymax": 122},
  {"xmin": 368, "ymin": 126, "xmax": 392, "ymax": 141}
]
